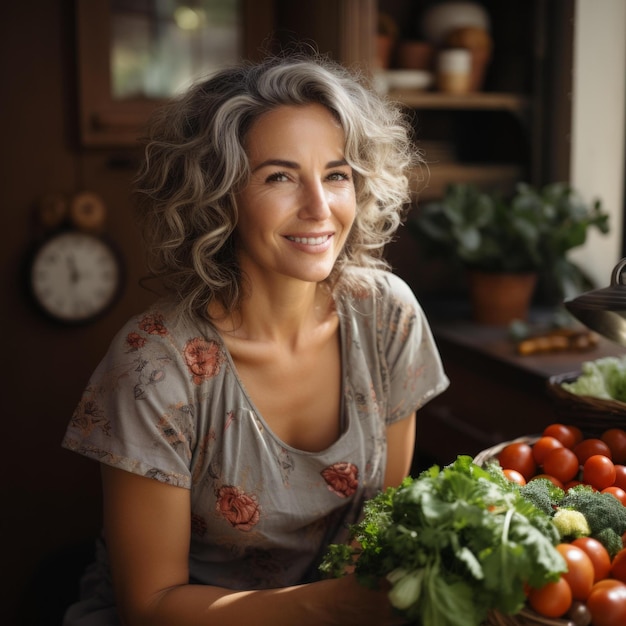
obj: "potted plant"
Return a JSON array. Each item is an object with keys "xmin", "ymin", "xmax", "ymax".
[{"xmin": 409, "ymin": 182, "xmax": 610, "ymax": 324}]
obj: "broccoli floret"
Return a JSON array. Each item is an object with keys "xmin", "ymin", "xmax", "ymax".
[
  {"xmin": 593, "ymin": 528, "xmax": 625, "ymax": 559},
  {"xmin": 519, "ymin": 478, "xmax": 565, "ymax": 517},
  {"xmin": 552, "ymin": 509, "xmax": 591, "ymax": 540},
  {"xmin": 559, "ymin": 485, "xmax": 626, "ymax": 552}
]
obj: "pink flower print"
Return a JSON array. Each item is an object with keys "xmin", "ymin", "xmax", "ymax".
[
  {"xmin": 215, "ymin": 485, "xmax": 261, "ymax": 531},
  {"xmin": 184, "ymin": 337, "xmax": 224, "ymax": 385},
  {"xmin": 321, "ymin": 462, "xmax": 359, "ymax": 498},
  {"xmin": 126, "ymin": 332, "xmax": 146, "ymax": 350},
  {"xmin": 139, "ymin": 313, "xmax": 168, "ymax": 336}
]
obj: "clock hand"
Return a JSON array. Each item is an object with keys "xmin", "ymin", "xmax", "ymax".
[{"xmin": 67, "ymin": 254, "xmax": 80, "ymax": 284}]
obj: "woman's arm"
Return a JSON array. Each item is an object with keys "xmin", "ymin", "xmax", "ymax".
[
  {"xmin": 383, "ymin": 412, "xmax": 416, "ymax": 489},
  {"xmin": 101, "ymin": 465, "xmax": 405, "ymax": 626}
]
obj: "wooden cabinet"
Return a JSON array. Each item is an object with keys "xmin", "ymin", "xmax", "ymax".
[{"xmin": 378, "ymin": 0, "xmax": 574, "ymax": 200}]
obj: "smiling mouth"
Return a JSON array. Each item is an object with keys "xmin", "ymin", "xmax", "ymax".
[{"xmin": 286, "ymin": 235, "xmax": 331, "ymax": 245}]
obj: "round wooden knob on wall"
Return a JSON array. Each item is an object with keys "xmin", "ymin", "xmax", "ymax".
[{"xmin": 69, "ymin": 191, "xmax": 107, "ymax": 232}]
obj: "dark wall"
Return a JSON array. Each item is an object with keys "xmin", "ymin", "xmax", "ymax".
[{"xmin": 1, "ymin": 3, "xmax": 156, "ymax": 623}]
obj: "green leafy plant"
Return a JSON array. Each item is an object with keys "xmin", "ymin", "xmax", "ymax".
[{"xmin": 409, "ymin": 182, "xmax": 610, "ymax": 301}]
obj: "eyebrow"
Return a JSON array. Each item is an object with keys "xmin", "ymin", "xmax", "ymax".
[{"xmin": 251, "ymin": 158, "xmax": 349, "ymax": 173}]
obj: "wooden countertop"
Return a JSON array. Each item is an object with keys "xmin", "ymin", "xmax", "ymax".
[{"xmin": 431, "ymin": 318, "xmax": 626, "ymax": 380}]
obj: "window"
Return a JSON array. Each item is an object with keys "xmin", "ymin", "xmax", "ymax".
[{"xmin": 75, "ymin": 0, "xmax": 274, "ymax": 146}]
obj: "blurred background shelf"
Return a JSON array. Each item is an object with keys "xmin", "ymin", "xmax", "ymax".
[
  {"xmin": 390, "ymin": 90, "xmax": 531, "ymax": 117},
  {"xmin": 411, "ymin": 163, "xmax": 523, "ymax": 201}
]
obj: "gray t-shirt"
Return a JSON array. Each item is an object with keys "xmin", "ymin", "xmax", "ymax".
[{"xmin": 61, "ymin": 270, "xmax": 448, "ymax": 621}]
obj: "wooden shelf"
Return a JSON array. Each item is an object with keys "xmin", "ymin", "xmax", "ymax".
[
  {"xmin": 411, "ymin": 163, "xmax": 524, "ymax": 201},
  {"xmin": 388, "ymin": 90, "xmax": 531, "ymax": 116}
]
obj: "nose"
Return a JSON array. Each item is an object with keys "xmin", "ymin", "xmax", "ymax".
[{"xmin": 298, "ymin": 179, "xmax": 331, "ymax": 220}]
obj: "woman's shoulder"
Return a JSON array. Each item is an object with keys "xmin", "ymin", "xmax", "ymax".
[
  {"xmin": 107, "ymin": 299, "xmax": 220, "ymax": 360},
  {"xmin": 374, "ymin": 269, "xmax": 417, "ymax": 302},
  {"xmin": 342, "ymin": 268, "xmax": 418, "ymax": 311}
]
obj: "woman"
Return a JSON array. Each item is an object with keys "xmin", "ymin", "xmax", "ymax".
[{"xmin": 62, "ymin": 54, "xmax": 449, "ymax": 625}]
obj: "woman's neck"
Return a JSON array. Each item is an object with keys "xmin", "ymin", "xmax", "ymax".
[{"xmin": 209, "ymin": 280, "xmax": 336, "ymax": 349}]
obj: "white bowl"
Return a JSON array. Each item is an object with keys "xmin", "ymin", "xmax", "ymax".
[{"xmin": 385, "ymin": 69, "xmax": 433, "ymax": 91}]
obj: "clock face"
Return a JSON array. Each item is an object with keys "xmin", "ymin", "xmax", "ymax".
[{"xmin": 30, "ymin": 231, "xmax": 123, "ymax": 323}]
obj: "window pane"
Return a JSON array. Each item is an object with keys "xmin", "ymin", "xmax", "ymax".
[{"xmin": 111, "ymin": 0, "xmax": 240, "ymax": 99}]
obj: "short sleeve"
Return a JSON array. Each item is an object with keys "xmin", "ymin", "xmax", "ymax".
[
  {"xmin": 378, "ymin": 273, "xmax": 449, "ymax": 424},
  {"xmin": 61, "ymin": 309, "xmax": 205, "ymax": 488}
]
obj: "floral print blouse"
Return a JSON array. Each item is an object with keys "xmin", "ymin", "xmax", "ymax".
[{"xmin": 62, "ymin": 270, "xmax": 449, "ymax": 598}]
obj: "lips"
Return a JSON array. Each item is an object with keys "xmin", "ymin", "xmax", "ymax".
[{"xmin": 286, "ymin": 234, "xmax": 332, "ymax": 245}]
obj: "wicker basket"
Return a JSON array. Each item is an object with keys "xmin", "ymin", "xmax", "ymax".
[
  {"xmin": 484, "ymin": 608, "xmax": 575, "ymax": 626},
  {"xmin": 473, "ymin": 436, "xmax": 539, "ymax": 467},
  {"xmin": 476, "ymin": 438, "xmax": 575, "ymax": 626},
  {"xmin": 546, "ymin": 371, "xmax": 626, "ymax": 436}
]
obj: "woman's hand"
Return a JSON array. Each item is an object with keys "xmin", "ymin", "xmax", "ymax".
[{"xmin": 316, "ymin": 574, "xmax": 408, "ymax": 626}]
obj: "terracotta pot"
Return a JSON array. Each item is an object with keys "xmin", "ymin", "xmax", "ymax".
[
  {"xmin": 396, "ymin": 40, "xmax": 434, "ymax": 70},
  {"xmin": 467, "ymin": 270, "xmax": 538, "ymax": 326},
  {"xmin": 376, "ymin": 34, "xmax": 394, "ymax": 69}
]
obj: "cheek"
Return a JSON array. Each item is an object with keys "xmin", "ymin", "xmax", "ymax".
[
  {"xmin": 342, "ymin": 194, "xmax": 357, "ymax": 228},
  {"xmin": 332, "ymin": 187, "xmax": 357, "ymax": 216}
]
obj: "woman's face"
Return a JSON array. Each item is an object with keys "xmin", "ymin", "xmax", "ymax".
[{"xmin": 235, "ymin": 103, "xmax": 356, "ymax": 287}]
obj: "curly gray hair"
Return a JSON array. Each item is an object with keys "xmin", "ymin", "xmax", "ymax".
[{"xmin": 134, "ymin": 53, "xmax": 420, "ymax": 321}]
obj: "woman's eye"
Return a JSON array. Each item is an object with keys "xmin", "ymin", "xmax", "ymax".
[
  {"xmin": 327, "ymin": 171, "xmax": 351, "ymax": 182},
  {"xmin": 265, "ymin": 171, "xmax": 290, "ymax": 183}
]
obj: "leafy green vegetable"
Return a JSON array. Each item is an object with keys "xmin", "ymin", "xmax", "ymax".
[
  {"xmin": 562, "ymin": 355, "xmax": 626, "ymax": 401},
  {"xmin": 319, "ymin": 456, "xmax": 566, "ymax": 626}
]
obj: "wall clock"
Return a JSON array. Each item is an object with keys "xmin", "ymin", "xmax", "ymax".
[{"xmin": 29, "ymin": 231, "xmax": 123, "ymax": 324}]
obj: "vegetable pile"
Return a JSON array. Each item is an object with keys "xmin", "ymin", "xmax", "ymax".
[
  {"xmin": 495, "ymin": 423, "xmax": 626, "ymax": 625},
  {"xmin": 319, "ymin": 455, "xmax": 566, "ymax": 626}
]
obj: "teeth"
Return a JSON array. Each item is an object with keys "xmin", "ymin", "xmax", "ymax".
[{"xmin": 288, "ymin": 235, "xmax": 330, "ymax": 245}]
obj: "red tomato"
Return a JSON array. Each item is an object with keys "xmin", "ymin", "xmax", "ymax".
[
  {"xmin": 543, "ymin": 423, "xmax": 581, "ymax": 449},
  {"xmin": 602, "ymin": 427, "xmax": 626, "ymax": 464},
  {"xmin": 602, "ymin": 485, "xmax": 626, "ymax": 506},
  {"xmin": 568, "ymin": 425, "xmax": 585, "ymax": 446},
  {"xmin": 612, "ymin": 548, "xmax": 626, "ymax": 584},
  {"xmin": 591, "ymin": 579, "xmax": 626, "ymax": 592},
  {"xmin": 571, "ymin": 537, "xmax": 612, "ymax": 583},
  {"xmin": 532, "ymin": 436, "xmax": 564, "ymax": 465},
  {"xmin": 583, "ymin": 454, "xmax": 616, "ymax": 490},
  {"xmin": 498, "ymin": 442, "xmax": 537, "ymax": 481},
  {"xmin": 615, "ymin": 464, "xmax": 626, "ymax": 491},
  {"xmin": 527, "ymin": 577, "xmax": 572, "ymax": 618},
  {"xmin": 543, "ymin": 447, "xmax": 580, "ymax": 483},
  {"xmin": 503, "ymin": 468, "xmax": 526, "ymax": 486},
  {"xmin": 556, "ymin": 543, "xmax": 594, "ymax": 600},
  {"xmin": 586, "ymin": 582, "xmax": 626, "ymax": 626},
  {"xmin": 574, "ymin": 438, "xmax": 612, "ymax": 464}
]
